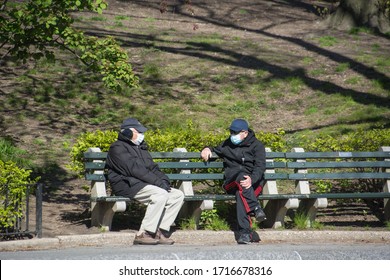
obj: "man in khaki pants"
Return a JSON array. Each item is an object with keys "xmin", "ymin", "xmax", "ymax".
[{"xmin": 106, "ymin": 118, "xmax": 184, "ymax": 245}]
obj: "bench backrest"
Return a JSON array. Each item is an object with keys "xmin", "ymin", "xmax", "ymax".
[
  {"xmin": 84, "ymin": 150, "xmax": 390, "ymax": 182},
  {"xmin": 84, "ymin": 151, "xmax": 288, "ymax": 181}
]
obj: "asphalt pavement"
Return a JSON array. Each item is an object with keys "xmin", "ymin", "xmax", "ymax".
[{"xmin": 1, "ymin": 229, "xmax": 390, "ymax": 252}]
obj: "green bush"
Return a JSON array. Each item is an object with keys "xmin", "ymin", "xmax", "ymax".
[
  {"xmin": 199, "ymin": 209, "xmax": 230, "ymax": 230},
  {"xmin": 0, "ymin": 160, "xmax": 39, "ymax": 230},
  {"xmin": 68, "ymin": 129, "xmax": 118, "ymax": 174},
  {"xmin": 256, "ymin": 129, "xmax": 287, "ymax": 152},
  {"xmin": 146, "ymin": 120, "xmax": 226, "ymax": 152},
  {"xmin": 303, "ymin": 128, "xmax": 390, "ymax": 152},
  {"xmin": 69, "ymin": 120, "xmax": 287, "ymax": 175}
]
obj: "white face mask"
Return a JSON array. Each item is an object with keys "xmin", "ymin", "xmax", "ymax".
[{"xmin": 132, "ymin": 133, "xmax": 144, "ymax": 145}]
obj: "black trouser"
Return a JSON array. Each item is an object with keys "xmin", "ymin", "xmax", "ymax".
[{"xmin": 223, "ymin": 172, "xmax": 262, "ymax": 234}]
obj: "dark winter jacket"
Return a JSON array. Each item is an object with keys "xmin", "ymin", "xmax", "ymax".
[
  {"xmin": 105, "ymin": 132, "xmax": 170, "ymax": 198},
  {"xmin": 210, "ymin": 129, "xmax": 266, "ymax": 187}
]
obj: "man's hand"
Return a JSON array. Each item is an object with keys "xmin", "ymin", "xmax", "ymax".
[
  {"xmin": 160, "ymin": 180, "xmax": 171, "ymax": 192},
  {"xmin": 240, "ymin": 175, "xmax": 252, "ymax": 189},
  {"xmin": 201, "ymin": 148, "xmax": 212, "ymax": 161}
]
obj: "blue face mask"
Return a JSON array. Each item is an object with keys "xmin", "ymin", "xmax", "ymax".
[{"xmin": 230, "ymin": 134, "xmax": 243, "ymax": 145}]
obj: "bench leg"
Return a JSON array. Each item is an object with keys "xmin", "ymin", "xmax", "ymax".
[
  {"xmin": 384, "ymin": 180, "xmax": 390, "ymax": 221},
  {"xmin": 385, "ymin": 199, "xmax": 390, "ymax": 222},
  {"xmin": 91, "ymin": 201, "xmax": 127, "ymax": 231},
  {"xmin": 297, "ymin": 198, "xmax": 328, "ymax": 227},
  {"xmin": 263, "ymin": 199, "xmax": 299, "ymax": 228},
  {"xmin": 178, "ymin": 200, "xmax": 214, "ymax": 228}
]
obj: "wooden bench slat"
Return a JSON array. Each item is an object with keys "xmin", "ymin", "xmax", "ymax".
[
  {"xmin": 158, "ymin": 162, "xmax": 223, "ymax": 169},
  {"xmin": 167, "ymin": 173, "xmax": 288, "ymax": 181},
  {"xmin": 86, "ymin": 174, "xmax": 105, "ymax": 181},
  {"xmin": 84, "ymin": 151, "xmax": 287, "ymax": 160},
  {"xmin": 150, "ymin": 152, "xmax": 204, "ymax": 159},
  {"xmin": 85, "ymin": 161, "xmax": 287, "ymax": 170},
  {"xmin": 91, "ymin": 192, "xmax": 390, "ymax": 202},
  {"xmin": 184, "ymin": 192, "xmax": 390, "ymax": 201},
  {"xmin": 289, "ymin": 172, "xmax": 390, "ymax": 180},
  {"xmin": 85, "ymin": 151, "xmax": 390, "ymax": 160},
  {"xmin": 167, "ymin": 173, "xmax": 224, "ymax": 180},
  {"xmin": 85, "ymin": 162, "xmax": 106, "ymax": 169},
  {"xmin": 90, "ymin": 196, "xmax": 131, "ymax": 202},
  {"xmin": 84, "ymin": 152, "xmax": 107, "ymax": 159},
  {"xmin": 286, "ymin": 151, "xmax": 390, "ymax": 159},
  {"xmin": 86, "ymin": 172, "xmax": 289, "ymax": 181},
  {"xmin": 87, "ymin": 172, "xmax": 390, "ymax": 181},
  {"xmin": 287, "ymin": 161, "xmax": 390, "ymax": 169}
]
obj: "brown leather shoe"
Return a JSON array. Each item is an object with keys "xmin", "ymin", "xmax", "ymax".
[
  {"xmin": 156, "ymin": 229, "xmax": 175, "ymax": 245},
  {"xmin": 133, "ymin": 231, "xmax": 158, "ymax": 245}
]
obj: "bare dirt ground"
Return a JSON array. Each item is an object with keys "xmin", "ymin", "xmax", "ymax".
[{"xmin": 2, "ymin": 0, "xmax": 389, "ymax": 239}]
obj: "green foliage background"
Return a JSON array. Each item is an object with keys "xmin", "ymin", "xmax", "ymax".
[
  {"xmin": 68, "ymin": 122, "xmax": 390, "ymax": 175},
  {"xmin": 0, "ymin": 160, "xmax": 39, "ymax": 230}
]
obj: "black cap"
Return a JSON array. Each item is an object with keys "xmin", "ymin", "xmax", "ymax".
[{"xmin": 120, "ymin": 118, "xmax": 147, "ymax": 133}]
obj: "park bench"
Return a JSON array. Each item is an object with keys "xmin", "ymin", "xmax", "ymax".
[{"xmin": 84, "ymin": 147, "xmax": 390, "ymax": 231}]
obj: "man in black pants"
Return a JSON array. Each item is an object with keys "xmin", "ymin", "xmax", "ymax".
[{"xmin": 201, "ymin": 118, "xmax": 267, "ymax": 244}]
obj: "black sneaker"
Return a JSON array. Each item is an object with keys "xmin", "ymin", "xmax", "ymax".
[
  {"xmin": 237, "ymin": 233, "xmax": 251, "ymax": 244},
  {"xmin": 254, "ymin": 207, "xmax": 267, "ymax": 223},
  {"xmin": 250, "ymin": 231, "xmax": 261, "ymax": 243}
]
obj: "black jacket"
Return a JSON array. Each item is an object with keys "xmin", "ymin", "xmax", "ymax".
[
  {"xmin": 210, "ymin": 129, "xmax": 266, "ymax": 187},
  {"xmin": 105, "ymin": 133, "xmax": 170, "ymax": 198}
]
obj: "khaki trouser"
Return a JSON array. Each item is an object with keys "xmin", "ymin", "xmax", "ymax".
[{"xmin": 134, "ymin": 185, "xmax": 184, "ymax": 234}]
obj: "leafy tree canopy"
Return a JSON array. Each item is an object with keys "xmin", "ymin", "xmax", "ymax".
[{"xmin": 0, "ymin": 0, "xmax": 139, "ymax": 91}]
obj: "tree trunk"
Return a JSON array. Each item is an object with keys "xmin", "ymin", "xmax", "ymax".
[{"xmin": 325, "ymin": 0, "xmax": 390, "ymax": 33}]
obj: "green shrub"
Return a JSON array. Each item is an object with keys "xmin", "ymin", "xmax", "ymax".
[
  {"xmin": 199, "ymin": 209, "xmax": 230, "ymax": 230},
  {"xmin": 68, "ymin": 129, "xmax": 118, "ymax": 174},
  {"xmin": 179, "ymin": 217, "xmax": 198, "ymax": 230},
  {"xmin": 303, "ymin": 128, "xmax": 390, "ymax": 152},
  {"xmin": 146, "ymin": 120, "xmax": 226, "ymax": 152},
  {"xmin": 256, "ymin": 129, "xmax": 287, "ymax": 152},
  {"xmin": 69, "ymin": 120, "xmax": 288, "ymax": 175},
  {"xmin": 0, "ymin": 160, "xmax": 39, "ymax": 230}
]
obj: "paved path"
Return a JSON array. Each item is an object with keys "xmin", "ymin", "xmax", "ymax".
[
  {"xmin": 1, "ymin": 230, "xmax": 389, "ymax": 252},
  {"xmin": 1, "ymin": 242, "xmax": 390, "ymax": 260}
]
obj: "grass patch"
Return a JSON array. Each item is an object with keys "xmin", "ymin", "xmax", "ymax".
[
  {"xmin": 179, "ymin": 217, "xmax": 198, "ymax": 230},
  {"xmin": 292, "ymin": 211, "xmax": 324, "ymax": 229},
  {"xmin": 304, "ymin": 106, "xmax": 318, "ymax": 115},
  {"xmin": 318, "ymin": 36, "xmax": 338, "ymax": 47},
  {"xmin": 0, "ymin": 138, "xmax": 32, "ymax": 168},
  {"xmin": 115, "ymin": 15, "xmax": 132, "ymax": 21},
  {"xmin": 90, "ymin": 16, "xmax": 107, "ymax": 21},
  {"xmin": 349, "ymin": 27, "xmax": 373, "ymax": 35},
  {"xmin": 335, "ymin": 62, "xmax": 350, "ymax": 72},
  {"xmin": 345, "ymin": 76, "xmax": 362, "ymax": 85},
  {"xmin": 186, "ymin": 33, "xmax": 225, "ymax": 45}
]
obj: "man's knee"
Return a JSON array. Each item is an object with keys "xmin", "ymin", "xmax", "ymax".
[
  {"xmin": 150, "ymin": 188, "xmax": 169, "ymax": 203},
  {"xmin": 168, "ymin": 189, "xmax": 185, "ymax": 204}
]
